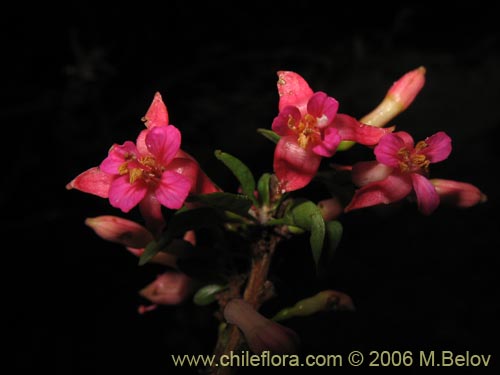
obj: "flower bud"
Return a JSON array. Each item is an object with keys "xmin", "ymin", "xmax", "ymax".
[
  {"xmin": 85, "ymin": 215, "xmax": 153, "ymax": 248},
  {"xmin": 318, "ymin": 197, "xmax": 343, "ymax": 221},
  {"xmin": 430, "ymin": 179, "xmax": 487, "ymax": 208},
  {"xmin": 224, "ymin": 299, "xmax": 300, "ymax": 354},
  {"xmin": 139, "ymin": 272, "xmax": 192, "ymax": 306},
  {"xmin": 361, "ymin": 66, "xmax": 426, "ymax": 128}
]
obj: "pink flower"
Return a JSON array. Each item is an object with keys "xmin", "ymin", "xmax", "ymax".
[
  {"xmin": 66, "ymin": 92, "xmax": 219, "ymax": 234},
  {"xmin": 100, "ymin": 125, "xmax": 190, "ymax": 212},
  {"xmin": 138, "ymin": 272, "xmax": 193, "ymax": 313},
  {"xmin": 346, "ymin": 131, "xmax": 452, "ymax": 215},
  {"xmin": 272, "ymin": 71, "xmax": 390, "ymax": 192}
]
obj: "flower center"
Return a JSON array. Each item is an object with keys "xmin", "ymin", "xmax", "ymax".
[
  {"xmin": 118, "ymin": 154, "xmax": 164, "ymax": 185},
  {"xmin": 288, "ymin": 113, "xmax": 321, "ymax": 149},
  {"xmin": 397, "ymin": 141, "xmax": 430, "ymax": 173}
]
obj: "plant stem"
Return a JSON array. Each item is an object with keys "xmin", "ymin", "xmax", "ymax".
[{"xmin": 210, "ymin": 229, "xmax": 281, "ymax": 375}]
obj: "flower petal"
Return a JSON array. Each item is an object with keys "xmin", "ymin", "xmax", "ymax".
[
  {"xmin": 411, "ymin": 173, "xmax": 440, "ymax": 215},
  {"xmin": 312, "ymin": 127, "xmax": 341, "ymax": 157},
  {"xmin": 155, "ymin": 171, "xmax": 191, "ymax": 209},
  {"xmin": 351, "ymin": 161, "xmax": 393, "ymax": 187},
  {"xmin": 174, "ymin": 150, "xmax": 221, "ymax": 194},
  {"xmin": 136, "ymin": 129, "xmax": 150, "ymax": 155},
  {"xmin": 345, "ymin": 173, "xmax": 413, "ymax": 212},
  {"xmin": 146, "ymin": 125, "xmax": 181, "ymax": 166},
  {"xmin": 421, "ymin": 131, "xmax": 452, "ymax": 163},
  {"xmin": 374, "ymin": 133, "xmax": 407, "ymax": 167},
  {"xmin": 143, "ymin": 92, "xmax": 169, "ymax": 128},
  {"xmin": 273, "ymin": 136, "xmax": 322, "ymax": 192},
  {"xmin": 277, "ymin": 71, "xmax": 314, "ymax": 113},
  {"xmin": 334, "ymin": 114, "xmax": 392, "ymax": 145},
  {"xmin": 307, "ymin": 92, "xmax": 338, "ymax": 127},
  {"xmin": 108, "ymin": 175, "xmax": 148, "ymax": 213},
  {"xmin": 272, "ymin": 106, "xmax": 301, "ymax": 136},
  {"xmin": 66, "ymin": 167, "xmax": 113, "ymax": 198},
  {"xmin": 100, "ymin": 141, "xmax": 139, "ymax": 175},
  {"xmin": 85, "ymin": 215, "xmax": 153, "ymax": 248}
]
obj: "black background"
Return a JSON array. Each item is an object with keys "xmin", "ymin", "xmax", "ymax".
[{"xmin": 6, "ymin": 3, "xmax": 500, "ymax": 374}]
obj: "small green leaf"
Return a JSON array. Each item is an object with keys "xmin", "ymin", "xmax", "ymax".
[
  {"xmin": 257, "ymin": 173, "xmax": 272, "ymax": 207},
  {"xmin": 287, "ymin": 201, "xmax": 326, "ymax": 270},
  {"xmin": 325, "ymin": 220, "xmax": 343, "ymax": 262},
  {"xmin": 193, "ymin": 284, "xmax": 227, "ymax": 306},
  {"xmin": 188, "ymin": 192, "xmax": 253, "ymax": 218},
  {"xmin": 214, "ymin": 150, "xmax": 258, "ymax": 205},
  {"xmin": 256, "ymin": 128, "xmax": 281, "ymax": 144},
  {"xmin": 139, "ymin": 240, "xmax": 160, "ymax": 266}
]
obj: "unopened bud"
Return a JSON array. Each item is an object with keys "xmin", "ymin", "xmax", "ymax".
[
  {"xmin": 361, "ymin": 66, "xmax": 426, "ymax": 127},
  {"xmin": 139, "ymin": 272, "xmax": 192, "ymax": 306},
  {"xmin": 431, "ymin": 179, "xmax": 487, "ymax": 208},
  {"xmin": 85, "ymin": 216, "xmax": 153, "ymax": 248},
  {"xmin": 224, "ymin": 299, "xmax": 300, "ymax": 354}
]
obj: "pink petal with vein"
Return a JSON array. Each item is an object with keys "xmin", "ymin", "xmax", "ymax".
[
  {"xmin": 307, "ymin": 92, "xmax": 338, "ymax": 127},
  {"xmin": 66, "ymin": 167, "xmax": 113, "ymax": 198},
  {"xmin": 345, "ymin": 173, "xmax": 413, "ymax": 212},
  {"xmin": 146, "ymin": 125, "xmax": 181, "ymax": 166},
  {"xmin": 411, "ymin": 173, "xmax": 440, "ymax": 215},
  {"xmin": 155, "ymin": 171, "xmax": 191, "ymax": 209},
  {"xmin": 335, "ymin": 114, "xmax": 391, "ymax": 145},
  {"xmin": 374, "ymin": 133, "xmax": 406, "ymax": 167},
  {"xmin": 421, "ymin": 131, "xmax": 452, "ymax": 163},
  {"xmin": 277, "ymin": 71, "xmax": 314, "ymax": 113},
  {"xmin": 312, "ymin": 127, "xmax": 341, "ymax": 157},
  {"xmin": 143, "ymin": 92, "xmax": 169, "ymax": 128},
  {"xmin": 108, "ymin": 175, "xmax": 148, "ymax": 213},
  {"xmin": 100, "ymin": 141, "xmax": 139, "ymax": 174},
  {"xmin": 274, "ymin": 136, "xmax": 322, "ymax": 192},
  {"xmin": 272, "ymin": 106, "xmax": 301, "ymax": 136}
]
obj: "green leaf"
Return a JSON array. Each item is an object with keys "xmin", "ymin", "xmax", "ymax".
[
  {"xmin": 188, "ymin": 192, "xmax": 253, "ymax": 218},
  {"xmin": 257, "ymin": 173, "xmax": 272, "ymax": 207},
  {"xmin": 287, "ymin": 200, "xmax": 326, "ymax": 270},
  {"xmin": 256, "ymin": 128, "xmax": 281, "ymax": 144},
  {"xmin": 325, "ymin": 220, "xmax": 343, "ymax": 262},
  {"xmin": 214, "ymin": 150, "xmax": 258, "ymax": 206},
  {"xmin": 193, "ymin": 284, "xmax": 227, "ymax": 306},
  {"xmin": 139, "ymin": 240, "xmax": 161, "ymax": 266},
  {"xmin": 139, "ymin": 207, "xmax": 221, "ymax": 265}
]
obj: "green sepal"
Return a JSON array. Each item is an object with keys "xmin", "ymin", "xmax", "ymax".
[
  {"xmin": 325, "ymin": 220, "xmax": 343, "ymax": 262},
  {"xmin": 285, "ymin": 200, "xmax": 325, "ymax": 271}
]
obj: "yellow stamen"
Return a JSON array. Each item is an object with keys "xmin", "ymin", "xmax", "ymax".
[
  {"xmin": 118, "ymin": 163, "xmax": 129, "ymax": 175},
  {"xmin": 129, "ymin": 168, "xmax": 143, "ymax": 184}
]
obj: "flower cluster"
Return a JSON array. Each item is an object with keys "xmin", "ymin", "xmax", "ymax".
[{"xmin": 67, "ymin": 67, "xmax": 486, "ymax": 369}]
